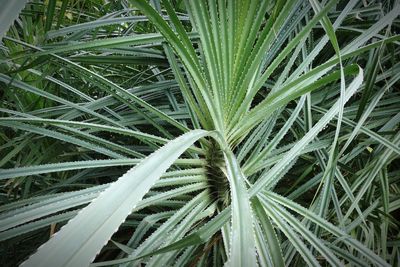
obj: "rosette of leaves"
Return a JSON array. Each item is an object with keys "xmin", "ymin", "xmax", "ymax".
[{"xmin": 0, "ymin": 0, "xmax": 399, "ymax": 266}]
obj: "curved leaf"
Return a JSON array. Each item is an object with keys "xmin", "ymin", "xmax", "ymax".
[{"xmin": 21, "ymin": 130, "xmax": 209, "ymax": 267}]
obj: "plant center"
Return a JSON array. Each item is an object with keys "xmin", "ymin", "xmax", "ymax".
[{"xmin": 204, "ymin": 140, "xmax": 230, "ymax": 208}]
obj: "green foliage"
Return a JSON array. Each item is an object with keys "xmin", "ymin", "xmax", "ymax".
[{"xmin": 0, "ymin": 0, "xmax": 399, "ymax": 266}]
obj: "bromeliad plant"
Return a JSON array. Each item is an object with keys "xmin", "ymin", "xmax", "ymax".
[{"xmin": 0, "ymin": 0, "xmax": 400, "ymax": 266}]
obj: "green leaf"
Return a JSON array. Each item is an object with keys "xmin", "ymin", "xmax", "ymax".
[
  {"xmin": 252, "ymin": 197, "xmax": 285, "ymax": 267},
  {"xmin": 0, "ymin": 0, "xmax": 29, "ymax": 40},
  {"xmin": 20, "ymin": 130, "xmax": 209, "ymax": 267},
  {"xmin": 222, "ymin": 148, "xmax": 257, "ymax": 266}
]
